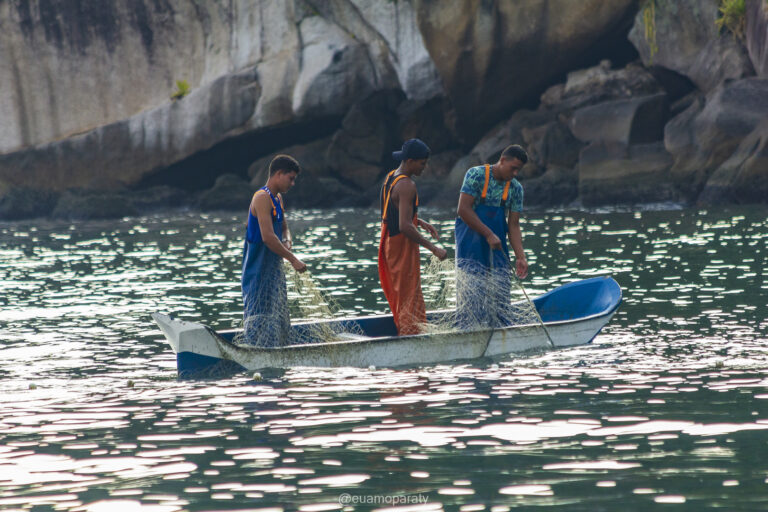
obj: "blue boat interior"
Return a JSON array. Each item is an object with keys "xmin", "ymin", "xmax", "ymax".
[
  {"xmin": 216, "ymin": 276, "xmax": 621, "ymax": 342},
  {"xmin": 533, "ymin": 276, "xmax": 622, "ymax": 322}
]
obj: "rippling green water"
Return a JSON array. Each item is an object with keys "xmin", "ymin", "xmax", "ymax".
[{"xmin": 1, "ymin": 206, "xmax": 767, "ymax": 511}]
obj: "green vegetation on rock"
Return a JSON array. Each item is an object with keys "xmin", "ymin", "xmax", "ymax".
[
  {"xmin": 716, "ymin": 0, "xmax": 746, "ymax": 41},
  {"xmin": 642, "ymin": 0, "xmax": 658, "ymax": 62},
  {"xmin": 170, "ymin": 79, "xmax": 190, "ymax": 100}
]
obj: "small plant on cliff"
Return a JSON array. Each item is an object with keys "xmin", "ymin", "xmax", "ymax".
[
  {"xmin": 642, "ymin": 0, "xmax": 658, "ymax": 63},
  {"xmin": 170, "ymin": 80, "xmax": 190, "ymax": 100},
  {"xmin": 716, "ymin": 0, "xmax": 746, "ymax": 42}
]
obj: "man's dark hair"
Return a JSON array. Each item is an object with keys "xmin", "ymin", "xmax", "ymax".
[
  {"xmin": 269, "ymin": 154, "xmax": 301, "ymax": 176},
  {"xmin": 501, "ymin": 144, "xmax": 528, "ymax": 164}
]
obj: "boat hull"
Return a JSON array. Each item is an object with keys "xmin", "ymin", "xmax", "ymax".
[{"xmin": 152, "ymin": 276, "xmax": 621, "ymax": 377}]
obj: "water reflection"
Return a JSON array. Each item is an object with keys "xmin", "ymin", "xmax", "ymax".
[{"xmin": 1, "ymin": 206, "xmax": 767, "ymax": 509}]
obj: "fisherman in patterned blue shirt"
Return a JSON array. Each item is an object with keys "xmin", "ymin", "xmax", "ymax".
[{"xmin": 454, "ymin": 144, "xmax": 529, "ymax": 328}]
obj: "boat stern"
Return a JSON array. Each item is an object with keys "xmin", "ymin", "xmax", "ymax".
[{"xmin": 152, "ymin": 313, "xmax": 243, "ymax": 378}]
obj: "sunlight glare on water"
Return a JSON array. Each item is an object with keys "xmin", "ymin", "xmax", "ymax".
[{"xmin": 0, "ymin": 206, "xmax": 767, "ymax": 510}]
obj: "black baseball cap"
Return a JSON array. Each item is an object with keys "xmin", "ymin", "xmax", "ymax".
[{"xmin": 392, "ymin": 138, "xmax": 431, "ymax": 161}]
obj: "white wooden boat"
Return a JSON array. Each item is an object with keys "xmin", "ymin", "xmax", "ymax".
[{"xmin": 152, "ymin": 276, "xmax": 621, "ymax": 378}]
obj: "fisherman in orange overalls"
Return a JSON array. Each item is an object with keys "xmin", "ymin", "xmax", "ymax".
[{"xmin": 378, "ymin": 139, "xmax": 448, "ymax": 335}]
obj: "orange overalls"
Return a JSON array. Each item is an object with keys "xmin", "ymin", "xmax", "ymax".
[{"xmin": 378, "ymin": 170, "xmax": 426, "ymax": 335}]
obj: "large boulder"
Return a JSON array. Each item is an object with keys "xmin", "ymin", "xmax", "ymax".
[
  {"xmin": 432, "ymin": 153, "xmax": 482, "ymax": 207},
  {"xmin": 424, "ymin": 150, "xmax": 464, "ymax": 179},
  {"xmin": 413, "ymin": 0, "xmax": 638, "ymax": 140},
  {"xmin": 397, "ymin": 97, "xmax": 460, "ymax": 154},
  {"xmin": 570, "ymin": 93, "xmax": 668, "ymax": 145},
  {"xmin": 287, "ymin": 13, "xmax": 383, "ymax": 122},
  {"xmin": 665, "ymin": 78, "xmax": 768, "ymax": 199},
  {"xmin": 522, "ymin": 121, "xmax": 584, "ymax": 170},
  {"xmin": 325, "ymin": 91, "xmax": 404, "ymax": 190},
  {"xmin": 248, "ymin": 136, "xmax": 361, "ymax": 208},
  {"xmin": 523, "ymin": 166, "xmax": 579, "ymax": 207},
  {"xmin": 471, "ymin": 109, "xmax": 556, "ymax": 164},
  {"xmin": 415, "ymin": 150, "xmax": 464, "ymax": 206},
  {"xmin": 541, "ymin": 60, "xmax": 663, "ymax": 112},
  {"xmin": 578, "ymin": 141, "xmax": 675, "ymax": 205},
  {"xmin": 663, "ymin": 95, "xmax": 706, "ymax": 199},
  {"xmin": 628, "ymin": 0, "xmax": 753, "ymax": 92},
  {"xmin": 746, "ymin": 0, "xmax": 768, "ymax": 77},
  {"xmin": 197, "ymin": 174, "xmax": 255, "ymax": 212},
  {"xmin": 248, "ymin": 137, "xmax": 334, "ymax": 184},
  {"xmin": 698, "ymin": 118, "xmax": 768, "ymax": 204}
]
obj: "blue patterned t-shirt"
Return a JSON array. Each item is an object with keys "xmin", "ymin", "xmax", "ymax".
[{"xmin": 460, "ymin": 165, "xmax": 523, "ymax": 212}]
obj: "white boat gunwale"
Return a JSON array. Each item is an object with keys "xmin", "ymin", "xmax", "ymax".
[
  {"xmin": 201, "ymin": 307, "xmax": 617, "ymax": 353},
  {"xmin": 152, "ymin": 276, "xmax": 622, "ymax": 376}
]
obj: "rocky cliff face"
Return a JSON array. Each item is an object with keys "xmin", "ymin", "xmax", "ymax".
[
  {"xmin": 1, "ymin": 0, "xmax": 767, "ymax": 219},
  {"xmin": 0, "ymin": 1, "xmax": 248, "ymax": 152},
  {"xmin": 747, "ymin": 0, "xmax": 768, "ymax": 77},
  {"xmin": 413, "ymin": 0, "xmax": 638, "ymax": 139},
  {"xmin": 0, "ymin": 0, "xmax": 447, "ymax": 207}
]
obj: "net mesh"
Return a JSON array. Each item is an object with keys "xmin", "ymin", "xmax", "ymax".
[
  {"xmin": 233, "ymin": 261, "xmax": 364, "ymax": 347},
  {"xmin": 232, "ymin": 256, "xmax": 544, "ymax": 348},
  {"xmin": 418, "ymin": 256, "xmax": 543, "ymax": 334}
]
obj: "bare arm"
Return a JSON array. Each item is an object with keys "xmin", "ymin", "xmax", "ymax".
[
  {"xmin": 395, "ymin": 180, "xmax": 447, "ymax": 260},
  {"xmin": 507, "ymin": 210, "xmax": 528, "ymax": 278},
  {"xmin": 457, "ymin": 192, "xmax": 502, "ymax": 250},
  {"xmin": 279, "ymin": 194, "xmax": 292, "ymax": 249},
  {"xmin": 417, "ymin": 217, "xmax": 439, "ymax": 240},
  {"xmin": 252, "ymin": 193, "xmax": 306, "ymax": 272}
]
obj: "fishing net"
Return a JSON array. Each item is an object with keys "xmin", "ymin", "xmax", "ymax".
[
  {"xmin": 231, "ymin": 253, "xmax": 545, "ymax": 351},
  {"xmin": 418, "ymin": 256, "xmax": 544, "ymax": 335},
  {"xmin": 232, "ymin": 261, "xmax": 364, "ymax": 347}
]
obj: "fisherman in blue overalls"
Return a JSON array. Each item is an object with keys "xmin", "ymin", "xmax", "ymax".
[
  {"xmin": 242, "ymin": 155, "xmax": 307, "ymax": 346},
  {"xmin": 454, "ymin": 144, "xmax": 529, "ymax": 329}
]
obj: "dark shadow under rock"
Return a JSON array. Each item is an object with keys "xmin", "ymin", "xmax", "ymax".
[
  {"xmin": 397, "ymin": 97, "xmax": 460, "ymax": 154},
  {"xmin": 247, "ymin": 136, "xmax": 334, "ymax": 183},
  {"xmin": 522, "ymin": 166, "xmax": 579, "ymax": 207},
  {"xmin": 648, "ymin": 66, "xmax": 696, "ymax": 104},
  {"xmin": 0, "ymin": 188, "xmax": 60, "ymax": 220},
  {"xmin": 416, "ymin": 177, "xmax": 453, "ymax": 208},
  {"xmin": 129, "ymin": 186, "xmax": 188, "ymax": 212},
  {"xmin": 425, "ymin": 150, "xmax": 463, "ymax": 179},
  {"xmin": 246, "ymin": 137, "xmax": 358, "ymax": 209},
  {"xmin": 429, "ymin": 153, "xmax": 484, "ymax": 207},
  {"xmin": 53, "ymin": 190, "xmax": 140, "ymax": 220},
  {"xmin": 522, "ymin": 121, "xmax": 584, "ymax": 169},
  {"xmin": 250, "ymin": 166, "xmax": 361, "ymax": 209},
  {"xmin": 197, "ymin": 174, "xmax": 255, "ymax": 212},
  {"xmin": 311, "ymin": 177, "xmax": 369, "ymax": 208},
  {"xmin": 325, "ymin": 90, "xmax": 404, "ymax": 191}
]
